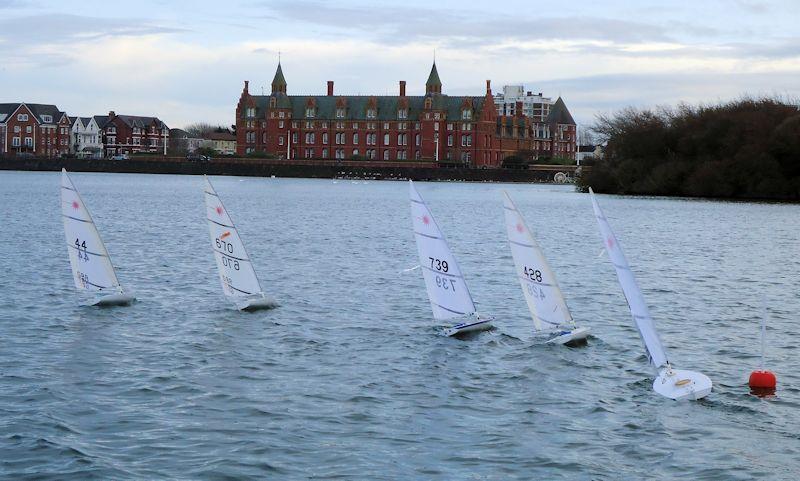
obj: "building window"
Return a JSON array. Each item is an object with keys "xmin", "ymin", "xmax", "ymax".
[
  {"xmin": 305, "ymin": 121, "xmax": 313, "ymax": 129},
  {"xmin": 12, "ymin": 137, "xmax": 20, "ymax": 146},
  {"xmin": 353, "ymin": 133, "xmax": 358, "ymax": 144},
  {"xmin": 292, "ymin": 132, "xmax": 298, "ymax": 143},
  {"xmin": 352, "ymin": 149, "xmax": 359, "ymax": 157},
  {"xmin": 462, "ymin": 110, "xmax": 472, "ymax": 120},
  {"xmin": 322, "ymin": 148, "xmax": 328, "ymax": 158},
  {"xmin": 246, "ymin": 108, "xmax": 255, "ymax": 118},
  {"xmin": 398, "ymin": 109, "xmax": 407, "ymax": 119},
  {"xmin": 383, "ymin": 150, "xmax": 389, "ymax": 160},
  {"xmin": 24, "ymin": 137, "xmax": 33, "ymax": 147},
  {"xmin": 398, "ymin": 133, "xmax": 407, "ymax": 146},
  {"xmin": 322, "ymin": 132, "xmax": 328, "ymax": 144},
  {"xmin": 447, "ymin": 123, "xmax": 453, "ymax": 131},
  {"xmin": 279, "ymin": 111, "xmax": 285, "ymax": 119},
  {"xmin": 305, "ymin": 107, "xmax": 315, "ymax": 118},
  {"xmin": 448, "ymin": 134, "xmax": 453, "ymax": 147},
  {"xmin": 353, "ymin": 123, "xmax": 358, "ymax": 129},
  {"xmin": 383, "ymin": 122, "xmax": 389, "ymax": 130},
  {"xmin": 26, "ymin": 126, "xmax": 32, "ymax": 133},
  {"xmin": 434, "ymin": 113, "xmax": 440, "ymax": 120},
  {"xmin": 336, "ymin": 108, "xmax": 345, "ymax": 118},
  {"xmin": 415, "ymin": 134, "xmax": 420, "ymax": 146},
  {"xmin": 279, "ymin": 136, "xmax": 284, "ymax": 146},
  {"xmin": 13, "ymin": 126, "xmax": 20, "ymax": 133},
  {"xmin": 366, "ymin": 109, "xmax": 376, "ymax": 119},
  {"xmin": 383, "ymin": 133, "xmax": 390, "ymax": 145},
  {"xmin": 17, "ymin": 114, "xmax": 28, "ymax": 121},
  {"xmin": 415, "ymin": 150, "xmax": 420, "ymax": 160}
]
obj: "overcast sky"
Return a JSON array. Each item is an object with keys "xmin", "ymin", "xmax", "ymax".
[{"xmin": 1, "ymin": 0, "xmax": 798, "ymax": 128}]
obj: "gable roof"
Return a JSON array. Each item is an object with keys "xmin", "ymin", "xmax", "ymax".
[
  {"xmin": 110, "ymin": 114, "xmax": 168, "ymax": 130},
  {"xmin": 93, "ymin": 115, "xmax": 109, "ymax": 128},
  {"xmin": 546, "ymin": 97, "xmax": 575, "ymax": 125}
]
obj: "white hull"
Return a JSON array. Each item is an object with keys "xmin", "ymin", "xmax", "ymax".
[
  {"xmin": 443, "ymin": 316, "xmax": 494, "ymax": 337},
  {"xmin": 85, "ymin": 292, "xmax": 135, "ymax": 307},
  {"xmin": 653, "ymin": 367, "xmax": 712, "ymax": 400},
  {"xmin": 235, "ymin": 294, "xmax": 278, "ymax": 312},
  {"xmin": 546, "ymin": 326, "xmax": 591, "ymax": 345}
]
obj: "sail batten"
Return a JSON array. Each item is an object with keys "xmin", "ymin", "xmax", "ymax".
[
  {"xmin": 503, "ymin": 192, "xmax": 573, "ymax": 332},
  {"xmin": 589, "ymin": 189, "xmax": 669, "ymax": 369},
  {"xmin": 409, "ymin": 181, "xmax": 476, "ymax": 321},
  {"xmin": 204, "ymin": 176, "xmax": 265, "ymax": 301}
]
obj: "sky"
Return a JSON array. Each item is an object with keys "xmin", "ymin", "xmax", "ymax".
[{"xmin": 1, "ymin": 0, "xmax": 799, "ymax": 129}]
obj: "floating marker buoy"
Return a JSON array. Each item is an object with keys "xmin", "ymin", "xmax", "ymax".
[{"xmin": 749, "ymin": 370, "xmax": 777, "ymax": 389}]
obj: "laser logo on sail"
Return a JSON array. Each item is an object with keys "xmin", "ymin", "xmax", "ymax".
[{"xmin": 220, "ymin": 231, "xmax": 231, "ymax": 240}]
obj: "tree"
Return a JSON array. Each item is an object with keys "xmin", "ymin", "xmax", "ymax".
[{"xmin": 184, "ymin": 122, "xmax": 217, "ymax": 138}]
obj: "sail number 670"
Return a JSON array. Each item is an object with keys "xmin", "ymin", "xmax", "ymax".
[{"xmin": 215, "ymin": 238, "xmax": 234, "ymax": 254}]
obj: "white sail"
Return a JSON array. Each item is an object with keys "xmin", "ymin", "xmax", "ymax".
[
  {"xmin": 204, "ymin": 176, "xmax": 264, "ymax": 302},
  {"xmin": 589, "ymin": 189, "xmax": 668, "ymax": 369},
  {"xmin": 409, "ymin": 181, "xmax": 476, "ymax": 321},
  {"xmin": 61, "ymin": 169, "xmax": 122, "ymax": 294},
  {"xmin": 503, "ymin": 191, "xmax": 573, "ymax": 332}
]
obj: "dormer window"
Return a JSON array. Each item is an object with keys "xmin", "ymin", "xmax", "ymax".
[
  {"xmin": 462, "ymin": 110, "xmax": 472, "ymax": 120},
  {"xmin": 42, "ymin": 115, "xmax": 52, "ymax": 123},
  {"xmin": 246, "ymin": 108, "xmax": 255, "ymax": 118},
  {"xmin": 336, "ymin": 108, "xmax": 346, "ymax": 118},
  {"xmin": 366, "ymin": 109, "xmax": 377, "ymax": 119},
  {"xmin": 305, "ymin": 107, "xmax": 315, "ymax": 118},
  {"xmin": 398, "ymin": 109, "xmax": 408, "ymax": 119}
]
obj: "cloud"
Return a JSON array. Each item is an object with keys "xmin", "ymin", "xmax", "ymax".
[{"xmin": 0, "ymin": 13, "xmax": 184, "ymax": 46}]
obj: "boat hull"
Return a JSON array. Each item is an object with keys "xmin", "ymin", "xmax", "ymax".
[
  {"xmin": 86, "ymin": 293, "xmax": 135, "ymax": 307},
  {"xmin": 236, "ymin": 294, "xmax": 278, "ymax": 312},
  {"xmin": 443, "ymin": 316, "xmax": 494, "ymax": 337},
  {"xmin": 653, "ymin": 368, "xmax": 712, "ymax": 401},
  {"xmin": 546, "ymin": 326, "xmax": 591, "ymax": 346}
]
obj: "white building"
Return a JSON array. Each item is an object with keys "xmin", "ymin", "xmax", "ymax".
[
  {"xmin": 71, "ymin": 117, "xmax": 103, "ymax": 158},
  {"xmin": 493, "ymin": 85, "xmax": 553, "ymax": 122}
]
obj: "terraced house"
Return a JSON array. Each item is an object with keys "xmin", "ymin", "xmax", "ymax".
[
  {"xmin": 235, "ymin": 62, "xmax": 577, "ymax": 167},
  {"xmin": 0, "ymin": 102, "xmax": 71, "ymax": 158},
  {"xmin": 97, "ymin": 111, "xmax": 169, "ymax": 157}
]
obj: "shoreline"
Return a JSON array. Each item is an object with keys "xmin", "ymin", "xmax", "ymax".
[{"xmin": 0, "ymin": 156, "xmax": 581, "ymax": 183}]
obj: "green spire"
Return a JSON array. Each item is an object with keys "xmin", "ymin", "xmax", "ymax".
[
  {"xmin": 426, "ymin": 62, "xmax": 441, "ymax": 87},
  {"xmin": 271, "ymin": 62, "xmax": 286, "ymax": 94}
]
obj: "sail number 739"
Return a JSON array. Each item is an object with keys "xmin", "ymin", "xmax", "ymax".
[{"xmin": 429, "ymin": 257, "xmax": 449, "ymax": 272}]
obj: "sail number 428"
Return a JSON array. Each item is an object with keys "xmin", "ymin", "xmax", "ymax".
[{"xmin": 524, "ymin": 266, "xmax": 543, "ymax": 282}]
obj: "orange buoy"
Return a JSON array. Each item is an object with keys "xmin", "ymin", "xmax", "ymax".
[{"xmin": 749, "ymin": 370, "xmax": 777, "ymax": 390}]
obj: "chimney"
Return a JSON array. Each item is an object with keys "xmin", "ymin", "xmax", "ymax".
[
  {"xmin": 515, "ymin": 101, "xmax": 523, "ymax": 116},
  {"xmin": 327, "ymin": 81, "xmax": 334, "ymax": 96},
  {"xmin": 526, "ymin": 91, "xmax": 532, "ymax": 96},
  {"xmin": 486, "ymin": 79, "xmax": 491, "ymax": 94},
  {"xmin": 399, "ymin": 80, "xmax": 406, "ymax": 97},
  {"xmin": 108, "ymin": 111, "xmax": 115, "ymax": 117},
  {"xmin": 244, "ymin": 80, "xmax": 249, "ymax": 93}
]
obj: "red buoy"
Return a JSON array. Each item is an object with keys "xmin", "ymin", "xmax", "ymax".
[{"xmin": 749, "ymin": 370, "xmax": 777, "ymax": 389}]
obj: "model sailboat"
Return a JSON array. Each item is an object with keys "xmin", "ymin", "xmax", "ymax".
[
  {"xmin": 589, "ymin": 188, "xmax": 711, "ymax": 400},
  {"xmin": 61, "ymin": 169, "xmax": 134, "ymax": 306},
  {"xmin": 204, "ymin": 175, "xmax": 275, "ymax": 311},
  {"xmin": 503, "ymin": 191, "xmax": 590, "ymax": 345},
  {"xmin": 409, "ymin": 180, "xmax": 492, "ymax": 336}
]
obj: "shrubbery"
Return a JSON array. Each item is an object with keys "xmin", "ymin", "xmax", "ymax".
[{"xmin": 577, "ymin": 98, "xmax": 800, "ymax": 200}]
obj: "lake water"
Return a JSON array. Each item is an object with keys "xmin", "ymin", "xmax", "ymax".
[{"xmin": 1, "ymin": 171, "xmax": 799, "ymax": 480}]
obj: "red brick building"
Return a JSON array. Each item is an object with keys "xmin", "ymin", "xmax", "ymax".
[
  {"xmin": 0, "ymin": 103, "xmax": 71, "ymax": 158},
  {"xmin": 97, "ymin": 111, "xmax": 169, "ymax": 157},
  {"xmin": 235, "ymin": 63, "xmax": 576, "ymax": 167}
]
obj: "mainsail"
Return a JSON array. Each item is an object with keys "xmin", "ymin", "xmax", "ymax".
[
  {"xmin": 589, "ymin": 189, "xmax": 668, "ymax": 369},
  {"xmin": 503, "ymin": 191, "xmax": 573, "ymax": 331},
  {"xmin": 409, "ymin": 181, "xmax": 476, "ymax": 320},
  {"xmin": 61, "ymin": 169, "xmax": 122, "ymax": 294},
  {"xmin": 204, "ymin": 176, "xmax": 264, "ymax": 301}
]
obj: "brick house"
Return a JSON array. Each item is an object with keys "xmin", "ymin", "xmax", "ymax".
[
  {"xmin": 235, "ymin": 62, "xmax": 577, "ymax": 167},
  {"xmin": 0, "ymin": 102, "xmax": 71, "ymax": 158},
  {"xmin": 98, "ymin": 111, "xmax": 169, "ymax": 157}
]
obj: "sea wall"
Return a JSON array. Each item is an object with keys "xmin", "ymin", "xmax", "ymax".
[{"xmin": 0, "ymin": 156, "xmax": 585, "ymax": 183}]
